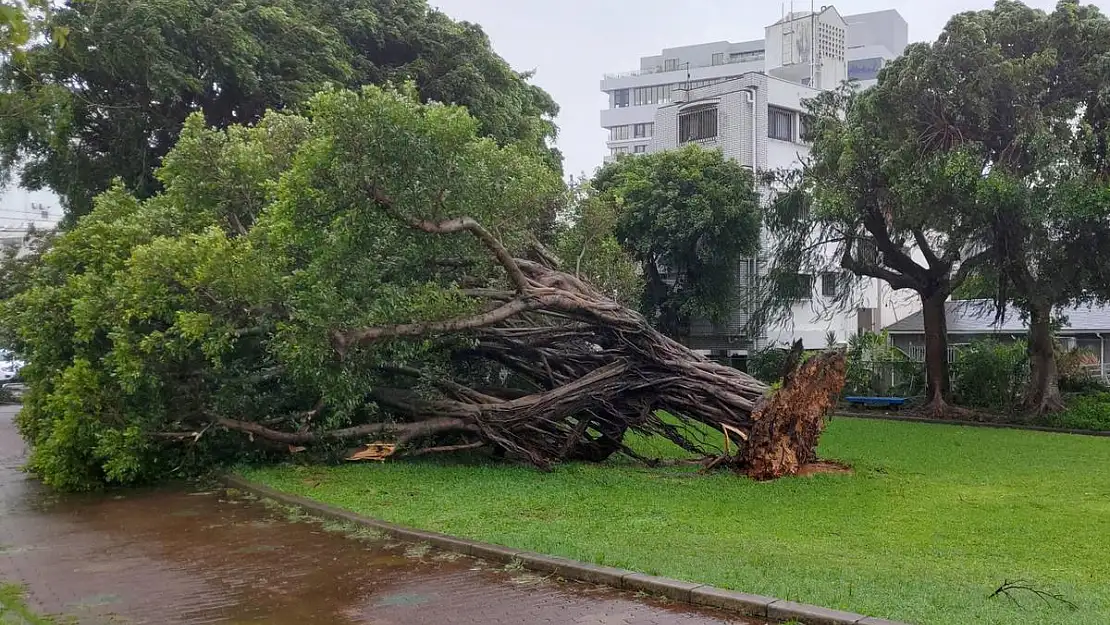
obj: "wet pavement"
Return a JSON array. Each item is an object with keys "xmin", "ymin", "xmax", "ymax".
[{"xmin": 0, "ymin": 406, "xmax": 765, "ymax": 625}]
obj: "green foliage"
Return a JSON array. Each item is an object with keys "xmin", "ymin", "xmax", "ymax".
[
  {"xmin": 746, "ymin": 347, "xmax": 788, "ymax": 384},
  {"xmin": 0, "ymin": 0, "xmax": 560, "ymax": 220},
  {"xmin": 1043, "ymin": 393, "xmax": 1110, "ymax": 431},
  {"xmin": 872, "ymin": 1, "xmax": 1110, "ymax": 407},
  {"xmin": 951, "ymin": 340, "xmax": 1029, "ymax": 413},
  {"xmin": 243, "ymin": 417, "xmax": 1110, "ymax": 625},
  {"xmin": 2, "ymin": 85, "xmax": 560, "ymax": 489},
  {"xmin": 0, "ymin": 582, "xmax": 59, "ymax": 625},
  {"xmin": 0, "ymin": 1, "xmax": 61, "ymax": 60},
  {"xmin": 592, "ymin": 145, "xmax": 761, "ymax": 337},
  {"xmin": 764, "ymin": 1, "xmax": 1110, "ymax": 406},
  {"xmin": 842, "ymin": 331, "xmax": 923, "ymax": 398},
  {"xmin": 552, "ymin": 180, "xmax": 643, "ymax": 307}
]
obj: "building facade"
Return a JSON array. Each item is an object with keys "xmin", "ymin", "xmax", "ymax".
[
  {"xmin": 600, "ymin": 8, "xmax": 908, "ymax": 160},
  {"xmin": 599, "ymin": 6, "xmax": 918, "ymax": 354}
]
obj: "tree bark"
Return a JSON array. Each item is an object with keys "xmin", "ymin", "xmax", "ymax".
[
  {"xmin": 1025, "ymin": 303, "xmax": 1066, "ymax": 414},
  {"xmin": 920, "ymin": 291, "xmax": 951, "ymax": 416}
]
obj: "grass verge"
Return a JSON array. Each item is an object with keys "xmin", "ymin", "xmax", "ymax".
[
  {"xmin": 239, "ymin": 417, "xmax": 1110, "ymax": 625},
  {"xmin": 0, "ymin": 583, "xmax": 63, "ymax": 624}
]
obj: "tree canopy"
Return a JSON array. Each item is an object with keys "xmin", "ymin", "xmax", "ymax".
[
  {"xmin": 592, "ymin": 146, "xmax": 762, "ymax": 339},
  {"xmin": 0, "ymin": 0, "xmax": 560, "ymax": 220},
  {"xmin": 2, "ymin": 85, "xmax": 558, "ymax": 489}
]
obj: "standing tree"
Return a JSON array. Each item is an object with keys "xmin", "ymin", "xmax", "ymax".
[
  {"xmin": 762, "ymin": 0, "xmax": 1110, "ymax": 416},
  {"xmin": 760, "ymin": 87, "xmax": 990, "ymax": 416},
  {"xmin": 591, "ymin": 145, "xmax": 762, "ymax": 340},
  {"xmin": 0, "ymin": 0, "xmax": 560, "ymax": 221},
  {"xmin": 867, "ymin": 0, "xmax": 1110, "ymax": 414}
]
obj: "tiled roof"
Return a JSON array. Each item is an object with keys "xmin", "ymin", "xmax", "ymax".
[{"xmin": 884, "ymin": 299, "xmax": 1110, "ymax": 334}]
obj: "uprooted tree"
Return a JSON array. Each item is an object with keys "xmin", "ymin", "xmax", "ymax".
[{"xmin": 1, "ymin": 86, "xmax": 845, "ymax": 491}]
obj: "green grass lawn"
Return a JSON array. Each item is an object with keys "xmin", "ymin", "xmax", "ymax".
[{"xmin": 240, "ymin": 417, "xmax": 1110, "ymax": 625}]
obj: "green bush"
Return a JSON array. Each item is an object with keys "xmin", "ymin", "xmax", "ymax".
[
  {"xmin": 842, "ymin": 331, "xmax": 923, "ymax": 398},
  {"xmin": 951, "ymin": 340, "xmax": 1028, "ymax": 413},
  {"xmin": 1057, "ymin": 348, "xmax": 1107, "ymax": 393},
  {"xmin": 746, "ymin": 347, "xmax": 788, "ymax": 384},
  {"xmin": 1043, "ymin": 393, "xmax": 1110, "ymax": 431}
]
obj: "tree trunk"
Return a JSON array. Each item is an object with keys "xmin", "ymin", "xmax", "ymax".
[
  {"xmin": 920, "ymin": 291, "xmax": 951, "ymax": 416},
  {"xmin": 1025, "ymin": 303, "xmax": 1066, "ymax": 414}
]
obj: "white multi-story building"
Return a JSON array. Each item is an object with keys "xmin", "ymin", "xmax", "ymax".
[
  {"xmin": 600, "ymin": 7, "xmax": 907, "ymax": 159},
  {"xmin": 599, "ymin": 6, "xmax": 918, "ymax": 354}
]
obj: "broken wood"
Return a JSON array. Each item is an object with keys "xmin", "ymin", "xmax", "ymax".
[{"xmin": 736, "ymin": 349, "xmax": 847, "ymax": 480}]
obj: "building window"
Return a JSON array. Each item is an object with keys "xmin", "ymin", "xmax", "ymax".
[
  {"xmin": 633, "ymin": 84, "xmax": 671, "ymax": 106},
  {"xmin": 712, "ymin": 52, "xmax": 724, "ymax": 66},
  {"xmin": 799, "ymin": 114, "xmax": 815, "ymax": 142},
  {"xmin": 664, "ymin": 58, "xmax": 679, "ymax": 71},
  {"xmin": 612, "ymin": 89, "xmax": 630, "ymax": 109},
  {"xmin": 791, "ymin": 274, "xmax": 814, "ymax": 300},
  {"xmin": 679, "ymin": 105, "xmax": 718, "ymax": 143},
  {"xmin": 634, "ymin": 145, "xmax": 647, "ymax": 154},
  {"xmin": 686, "ymin": 77, "xmax": 730, "ymax": 90},
  {"xmin": 611, "ymin": 146, "xmax": 630, "ymax": 155},
  {"xmin": 729, "ymin": 50, "xmax": 765, "ymax": 63},
  {"xmin": 610, "ymin": 125, "xmax": 630, "ymax": 141},
  {"xmin": 633, "ymin": 122, "xmax": 653, "ymax": 138},
  {"xmin": 768, "ymin": 106, "xmax": 795, "ymax": 141},
  {"xmin": 821, "ymin": 272, "xmax": 839, "ymax": 298}
]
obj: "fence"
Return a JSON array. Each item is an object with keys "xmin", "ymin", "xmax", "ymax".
[
  {"xmin": 843, "ymin": 358, "xmax": 926, "ymax": 399},
  {"xmin": 902, "ymin": 345, "xmax": 963, "ymax": 365}
]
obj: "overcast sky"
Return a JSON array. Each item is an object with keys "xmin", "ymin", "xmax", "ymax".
[{"xmin": 430, "ymin": 0, "xmax": 1110, "ymax": 178}]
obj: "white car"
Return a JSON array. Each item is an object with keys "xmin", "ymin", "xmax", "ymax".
[{"xmin": 0, "ymin": 351, "xmax": 23, "ymax": 382}]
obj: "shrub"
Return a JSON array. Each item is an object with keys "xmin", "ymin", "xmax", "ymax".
[
  {"xmin": 1043, "ymin": 393, "xmax": 1110, "ymax": 431},
  {"xmin": 951, "ymin": 340, "xmax": 1028, "ymax": 413},
  {"xmin": 842, "ymin": 331, "xmax": 924, "ymax": 398},
  {"xmin": 746, "ymin": 347, "xmax": 789, "ymax": 384},
  {"xmin": 1057, "ymin": 348, "xmax": 1107, "ymax": 393}
]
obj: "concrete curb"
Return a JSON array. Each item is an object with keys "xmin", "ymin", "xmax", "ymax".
[
  {"xmin": 224, "ymin": 474, "xmax": 911, "ymax": 625},
  {"xmin": 836, "ymin": 412, "xmax": 1110, "ymax": 437}
]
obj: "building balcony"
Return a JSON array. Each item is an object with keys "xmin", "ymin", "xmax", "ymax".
[
  {"xmin": 600, "ymin": 59, "xmax": 763, "ymax": 92},
  {"xmin": 602, "ymin": 53, "xmax": 765, "ymax": 81},
  {"xmin": 600, "ymin": 105, "xmax": 658, "ymax": 129}
]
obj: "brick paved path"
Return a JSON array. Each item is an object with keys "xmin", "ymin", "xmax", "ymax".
[{"xmin": 0, "ymin": 406, "xmax": 762, "ymax": 625}]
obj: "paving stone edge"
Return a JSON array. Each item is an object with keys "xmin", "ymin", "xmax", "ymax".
[{"xmin": 224, "ymin": 474, "xmax": 912, "ymax": 625}]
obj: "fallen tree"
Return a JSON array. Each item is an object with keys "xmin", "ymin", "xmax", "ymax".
[
  {"xmin": 4, "ymin": 86, "xmax": 846, "ymax": 489},
  {"xmin": 309, "ymin": 190, "xmax": 846, "ymax": 477}
]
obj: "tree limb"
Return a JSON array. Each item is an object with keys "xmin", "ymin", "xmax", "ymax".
[
  {"xmin": 368, "ymin": 185, "xmax": 530, "ymax": 292},
  {"xmin": 840, "ymin": 245, "xmax": 919, "ymax": 291},
  {"xmin": 332, "ymin": 295, "xmax": 552, "ymax": 353},
  {"xmin": 951, "ymin": 248, "xmax": 993, "ymax": 290},
  {"xmin": 213, "ymin": 415, "xmax": 477, "ymax": 445},
  {"xmin": 912, "ymin": 227, "xmax": 943, "ymax": 270}
]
